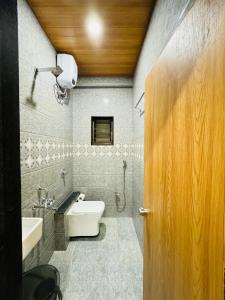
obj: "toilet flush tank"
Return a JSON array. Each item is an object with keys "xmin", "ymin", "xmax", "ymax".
[{"xmin": 56, "ymin": 54, "xmax": 78, "ymax": 89}]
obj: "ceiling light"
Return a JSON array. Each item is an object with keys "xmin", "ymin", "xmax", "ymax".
[{"xmin": 86, "ymin": 13, "xmax": 103, "ymax": 42}]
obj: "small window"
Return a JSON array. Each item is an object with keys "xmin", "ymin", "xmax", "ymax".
[{"xmin": 91, "ymin": 116, "xmax": 114, "ymax": 145}]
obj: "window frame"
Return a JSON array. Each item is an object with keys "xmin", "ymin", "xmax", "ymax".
[{"xmin": 91, "ymin": 116, "xmax": 114, "ymax": 146}]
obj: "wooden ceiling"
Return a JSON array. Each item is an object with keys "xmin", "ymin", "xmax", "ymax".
[{"xmin": 27, "ymin": 0, "xmax": 154, "ymax": 76}]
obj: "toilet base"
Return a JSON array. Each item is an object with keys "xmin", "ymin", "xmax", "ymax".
[{"xmin": 67, "ymin": 219, "xmax": 100, "ymax": 237}]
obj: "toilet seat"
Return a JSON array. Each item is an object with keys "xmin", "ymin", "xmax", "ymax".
[{"xmin": 69, "ymin": 201, "xmax": 105, "ymax": 214}]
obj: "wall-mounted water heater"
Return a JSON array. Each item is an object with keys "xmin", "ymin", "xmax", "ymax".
[
  {"xmin": 57, "ymin": 54, "xmax": 78, "ymax": 90},
  {"xmin": 52, "ymin": 53, "xmax": 78, "ymax": 104},
  {"xmin": 29, "ymin": 53, "xmax": 78, "ymax": 106}
]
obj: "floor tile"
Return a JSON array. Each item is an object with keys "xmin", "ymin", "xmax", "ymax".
[{"xmin": 49, "ymin": 217, "xmax": 143, "ymax": 299}]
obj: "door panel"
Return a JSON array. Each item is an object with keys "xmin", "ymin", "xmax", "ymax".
[{"xmin": 144, "ymin": 0, "xmax": 225, "ymax": 299}]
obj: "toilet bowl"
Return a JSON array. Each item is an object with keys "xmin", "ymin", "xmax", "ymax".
[{"xmin": 67, "ymin": 200, "xmax": 105, "ymax": 237}]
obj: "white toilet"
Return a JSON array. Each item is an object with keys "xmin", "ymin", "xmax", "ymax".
[{"xmin": 67, "ymin": 196, "xmax": 105, "ymax": 237}]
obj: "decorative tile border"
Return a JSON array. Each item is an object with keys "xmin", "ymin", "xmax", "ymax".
[
  {"xmin": 20, "ymin": 135, "xmax": 144, "ymax": 173},
  {"xmin": 132, "ymin": 144, "xmax": 144, "ymax": 161},
  {"xmin": 73, "ymin": 144, "xmax": 132, "ymax": 157},
  {"xmin": 73, "ymin": 143, "xmax": 144, "ymax": 160},
  {"xmin": 20, "ymin": 134, "xmax": 73, "ymax": 172}
]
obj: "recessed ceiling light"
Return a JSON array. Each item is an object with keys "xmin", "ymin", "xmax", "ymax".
[{"xmin": 86, "ymin": 13, "xmax": 103, "ymax": 43}]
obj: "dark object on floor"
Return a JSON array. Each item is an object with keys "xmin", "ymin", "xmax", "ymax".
[{"xmin": 22, "ymin": 264, "xmax": 62, "ymax": 300}]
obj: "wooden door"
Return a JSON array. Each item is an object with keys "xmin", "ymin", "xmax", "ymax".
[{"xmin": 144, "ymin": 0, "xmax": 225, "ymax": 299}]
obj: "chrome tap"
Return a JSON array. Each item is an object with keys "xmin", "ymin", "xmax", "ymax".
[
  {"xmin": 37, "ymin": 186, "xmax": 48, "ymax": 205},
  {"xmin": 32, "ymin": 187, "xmax": 57, "ymax": 210},
  {"xmin": 123, "ymin": 160, "xmax": 127, "ymax": 170}
]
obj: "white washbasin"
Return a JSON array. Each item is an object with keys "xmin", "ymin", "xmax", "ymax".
[{"xmin": 22, "ymin": 217, "xmax": 43, "ymax": 260}]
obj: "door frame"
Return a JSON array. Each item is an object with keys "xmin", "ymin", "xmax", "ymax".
[{"xmin": 0, "ymin": 1, "xmax": 22, "ymax": 299}]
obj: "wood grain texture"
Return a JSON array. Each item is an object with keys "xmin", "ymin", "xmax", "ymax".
[
  {"xmin": 27, "ymin": 0, "xmax": 154, "ymax": 76},
  {"xmin": 144, "ymin": 0, "xmax": 225, "ymax": 299}
]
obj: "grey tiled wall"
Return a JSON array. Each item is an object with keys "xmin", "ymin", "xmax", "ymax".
[
  {"xmin": 132, "ymin": 0, "xmax": 192, "ymax": 252},
  {"xmin": 18, "ymin": 0, "xmax": 73, "ymax": 270},
  {"xmin": 72, "ymin": 77, "xmax": 133, "ymax": 217}
]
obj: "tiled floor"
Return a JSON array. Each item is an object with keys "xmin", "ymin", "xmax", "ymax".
[{"xmin": 49, "ymin": 218, "xmax": 143, "ymax": 300}]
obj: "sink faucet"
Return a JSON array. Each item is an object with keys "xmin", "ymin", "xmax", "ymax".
[
  {"xmin": 37, "ymin": 186, "xmax": 48, "ymax": 204},
  {"xmin": 32, "ymin": 186, "xmax": 57, "ymax": 211}
]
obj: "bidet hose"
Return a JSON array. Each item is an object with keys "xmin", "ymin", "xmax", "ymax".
[{"xmin": 116, "ymin": 162, "xmax": 127, "ymax": 212}]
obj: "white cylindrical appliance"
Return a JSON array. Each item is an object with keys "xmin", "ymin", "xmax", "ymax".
[{"xmin": 57, "ymin": 54, "xmax": 78, "ymax": 89}]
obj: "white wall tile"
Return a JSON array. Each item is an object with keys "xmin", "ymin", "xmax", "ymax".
[{"xmin": 71, "ymin": 78, "xmax": 133, "ymax": 217}]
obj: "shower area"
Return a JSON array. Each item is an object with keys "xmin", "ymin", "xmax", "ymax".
[{"xmin": 72, "ymin": 77, "xmax": 135, "ymax": 219}]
